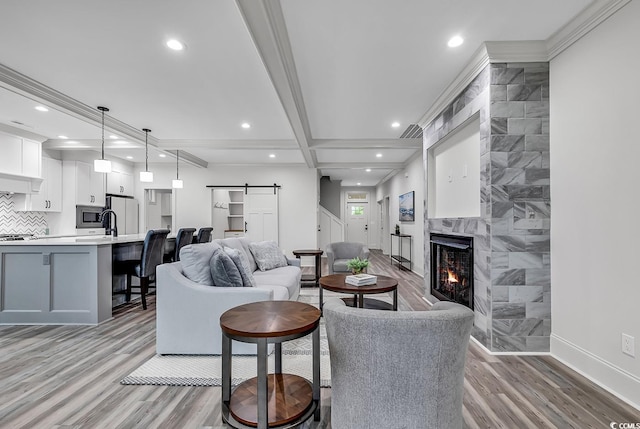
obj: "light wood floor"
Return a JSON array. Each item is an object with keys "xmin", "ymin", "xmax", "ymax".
[{"xmin": 0, "ymin": 250, "xmax": 637, "ymax": 428}]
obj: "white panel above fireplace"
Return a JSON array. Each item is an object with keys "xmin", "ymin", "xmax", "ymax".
[{"xmin": 428, "ymin": 116, "xmax": 481, "ymax": 219}]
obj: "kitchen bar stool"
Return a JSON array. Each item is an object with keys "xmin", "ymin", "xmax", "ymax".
[
  {"xmin": 114, "ymin": 229, "xmax": 170, "ymax": 310},
  {"xmin": 172, "ymin": 228, "xmax": 196, "ymax": 262},
  {"xmin": 196, "ymin": 227, "xmax": 213, "ymax": 243}
]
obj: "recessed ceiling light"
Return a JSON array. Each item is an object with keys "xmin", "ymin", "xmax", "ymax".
[
  {"xmin": 110, "ymin": 135, "xmax": 119, "ymax": 139},
  {"xmin": 159, "ymin": 154, "xmax": 167, "ymax": 158},
  {"xmin": 58, "ymin": 135, "xmax": 68, "ymax": 139},
  {"xmin": 366, "ymin": 168, "xmax": 371, "ymax": 172},
  {"xmin": 35, "ymin": 106, "xmax": 48, "ymax": 112},
  {"xmin": 269, "ymin": 154, "xmax": 276, "ymax": 158},
  {"xmin": 357, "ymin": 183, "xmax": 361, "ymax": 186},
  {"xmin": 126, "ymin": 156, "xmax": 133, "ymax": 160},
  {"xmin": 376, "ymin": 153, "xmax": 382, "ymax": 158},
  {"xmin": 113, "ymin": 140, "xmax": 128, "ymax": 145},
  {"xmin": 166, "ymin": 39, "xmax": 185, "ymax": 51},
  {"xmin": 391, "ymin": 122, "xmax": 400, "ymax": 128},
  {"xmin": 448, "ymin": 35, "xmax": 464, "ymax": 48},
  {"xmin": 241, "ymin": 122, "xmax": 251, "ymax": 129}
]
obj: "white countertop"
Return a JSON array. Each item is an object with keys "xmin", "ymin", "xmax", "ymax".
[{"xmin": 0, "ymin": 233, "xmax": 154, "ymax": 246}]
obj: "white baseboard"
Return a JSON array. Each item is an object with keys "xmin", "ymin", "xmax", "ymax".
[{"xmin": 551, "ymin": 333, "xmax": 640, "ymax": 411}]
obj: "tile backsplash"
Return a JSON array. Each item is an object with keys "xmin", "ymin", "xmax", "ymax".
[{"xmin": 0, "ymin": 194, "xmax": 48, "ymax": 235}]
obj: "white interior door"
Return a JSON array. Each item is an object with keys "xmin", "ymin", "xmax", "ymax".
[
  {"xmin": 346, "ymin": 202, "xmax": 368, "ymax": 244},
  {"xmin": 245, "ymin": 189, "xmax": 279, "ymax": 243}
]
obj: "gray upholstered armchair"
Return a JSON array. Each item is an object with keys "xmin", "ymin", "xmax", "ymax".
[
  {"xmin": 325, "ymin": 242, "xmax": 370, "ymax": 274},
  {"xmin": 323, "ymin": 298, "xmax": 474, "ymax": 429}
]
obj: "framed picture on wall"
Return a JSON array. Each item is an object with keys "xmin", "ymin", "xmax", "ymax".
[{"xmin": 399, "ymin": 191, "xmax": 415, "ymax": 222}]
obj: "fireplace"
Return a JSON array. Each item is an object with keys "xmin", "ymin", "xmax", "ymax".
[{"xmin": 430, "ymin": 234, "xmax": 473, "ymax": 310}]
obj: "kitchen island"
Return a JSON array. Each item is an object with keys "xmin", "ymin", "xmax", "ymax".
[{"xmin": 0, "ymin": 234, "xmax": 160, "ymax": 325}]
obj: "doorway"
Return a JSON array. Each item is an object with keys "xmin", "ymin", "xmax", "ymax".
[
  {"xmin": 144, "ymin": 189, "xmax": 173, "ymax": 232},
  {"xmin": 346, "ymin": 202, "xmax": 368, "ymax": 245}
]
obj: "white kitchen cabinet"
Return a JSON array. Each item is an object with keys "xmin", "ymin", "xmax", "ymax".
[
  {"xmin": 68, "ymin": 161, "xmax": 105, "ymax": 207},
  {"xmin": 21, "ymin": 139, "xmax": 41, "ymax": 177},
  {"xmin": 107, "ymin": 170, "xmax": 134, "ymax": 196},
  {"xmin": 0, "ymin": 131, "xmax": 41, "ymax": 178},
  {"xmin": 14, "ymin": 157, "xmax": 62, "ymax": 212}
]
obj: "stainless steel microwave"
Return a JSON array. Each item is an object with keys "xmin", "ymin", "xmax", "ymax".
[{"xmin": 76, "ymin": 205, "xmax": 105, "ymax": 228}]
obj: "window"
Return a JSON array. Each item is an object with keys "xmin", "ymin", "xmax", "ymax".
[{"xmin": 351, "ymin": 206, "xmax": 364, "ymax": 216}]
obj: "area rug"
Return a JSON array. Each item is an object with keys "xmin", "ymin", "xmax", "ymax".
[{"xmin": 120, "ymin": 290, "xmax": 338, "ymax": 388}]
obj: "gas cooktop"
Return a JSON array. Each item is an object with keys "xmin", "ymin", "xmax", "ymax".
[{"xmin": 0, "ymin": 234, "xmax": 36, "ymax": 241}]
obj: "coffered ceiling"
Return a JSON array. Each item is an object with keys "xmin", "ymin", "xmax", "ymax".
[{"xmin": 0, "ymin": 0, "xmax": 599, "ymax": 186}]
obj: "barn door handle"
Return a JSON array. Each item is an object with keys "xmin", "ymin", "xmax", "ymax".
[
  {"xmin": 365, "ymin": 224, "xmax": 368, "ymax": 231},
  {"xmin": 245, "ymin": 221, "xmax": 248, "ymax": 233}
]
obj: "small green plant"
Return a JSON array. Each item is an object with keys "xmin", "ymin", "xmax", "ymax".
[{"xmin": 347, "ymin": 257, "xmax": 369, "ymax": 274}]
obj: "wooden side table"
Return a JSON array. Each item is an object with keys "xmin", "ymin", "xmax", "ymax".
[
  {"xmin": 319, "ymin": 273, "xmax": 398, "ymax": 311},
  {"xmin": 220, "ymin": 301, "xmax": 321, "ymax": 429},
  {"xmin": 292, "ymin": 249, "xmax": 323, "ymax": 287}
]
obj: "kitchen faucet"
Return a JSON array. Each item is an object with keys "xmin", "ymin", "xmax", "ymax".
[{"xmin": 100, "ymin": 209, "xmax": 118, "ymax": 237}]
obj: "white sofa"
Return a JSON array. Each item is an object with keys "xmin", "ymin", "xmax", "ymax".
[{"xmin": 156, "ymin": 237, "xmax": 301, "ymax": 355}]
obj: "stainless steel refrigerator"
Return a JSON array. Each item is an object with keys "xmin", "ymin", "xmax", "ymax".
[{"xmin": 104, "ymin": 195, "xmax": 139, "ymax": 236}]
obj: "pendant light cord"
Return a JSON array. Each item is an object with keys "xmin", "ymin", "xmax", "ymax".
[
  {"xmin": 176, "ymin": 150, "xmax": 180, "ymax": 179},
  {"xmin": 142, "ymin": 128, "xmax": 151, "ymax": 172},
  {"xmin": 97, "ymin": 106, "xmax": 109, "ymax": 160}
]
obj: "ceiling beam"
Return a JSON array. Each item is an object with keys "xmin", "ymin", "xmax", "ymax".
[
  {"xmin": 158, "ymin": 139, "xmax": 298, "ymax": 149},
  {"xmin": 310, "ymin": 139, "xmax": 422, "ymax": 149},
  {"xmin": 235, "ymin": 0, "xmax": 316, "ymax": 168},
  {"xmin": 317, "ymin": 162, "xmax": 405, "ymax": 169}
]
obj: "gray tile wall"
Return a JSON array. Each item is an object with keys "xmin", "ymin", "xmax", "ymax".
[{"xmin": 423, "ymin": 63, "xmax": 550, "ymax": 352}]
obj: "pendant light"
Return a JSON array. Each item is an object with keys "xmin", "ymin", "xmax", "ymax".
[
  {"xmin": 172, "ymin": 150, "xmax": 183, "ymax": 189},
  {"xmin": 139, "ymin": 128, "xmax": 154, "ymax": 182},
  {"xmin": 94, "ymin": 106, "xmax": 112, "ymax": 173}
]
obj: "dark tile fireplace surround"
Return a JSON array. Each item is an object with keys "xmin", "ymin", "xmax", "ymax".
[{"xmin": 423, "ymin": 62, "xmax": 551, "ymax": 353}]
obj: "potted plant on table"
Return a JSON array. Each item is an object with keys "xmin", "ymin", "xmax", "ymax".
[{"xmin": 347, "ymin": 257, "xmax": 369, "ymax": 275}]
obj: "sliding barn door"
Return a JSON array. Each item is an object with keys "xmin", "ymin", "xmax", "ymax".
[{"xmin": 244, "ymin": 188, "xmax": 279, "ymax": 243}]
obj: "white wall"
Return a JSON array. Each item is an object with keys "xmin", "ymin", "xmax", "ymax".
[
  {"xmin": 376, "ymin": 155, "xmax": 425, "ymax": 277},
  {"xmin": 428, "ymin": 116, "xmax": 481, "ymax": 218},
  {"xmin": 550, "ymin": 0, "xmax": 640, "ymax": 408},
  {"xmin": 133, "ymin": 164, "xmax": 318, "ymax": 258}
]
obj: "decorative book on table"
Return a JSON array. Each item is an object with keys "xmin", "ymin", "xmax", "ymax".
[{"xmin": 345, "ymin": 273, "xmax": 378, "ymax": 286}]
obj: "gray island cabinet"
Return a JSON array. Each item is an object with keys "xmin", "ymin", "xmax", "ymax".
[{"xmin": 0, "ymin": 234, "xmax": 151, "ymax": 325}]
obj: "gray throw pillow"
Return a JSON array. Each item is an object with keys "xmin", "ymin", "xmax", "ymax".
[
  {"xmin": 223, "ymin": 246, "xmax": 256, "ymax": 287},
  {"xmin": 249, "ymin": 241, "xmax": 288, "ymax": 271},
  {"xmin": 179, "ymin": 242, "xmax": 220, "ymax": 285},
  {"xmin": 209, "ymin": 248, "xmax": 243, "ymax": 287}
]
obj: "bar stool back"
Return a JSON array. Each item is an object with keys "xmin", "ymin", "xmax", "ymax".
[
  {"xmin": 115, "ymin": 229, "xmax": 170, "ymax": 310},
  {"xmin": 174, "ymin": 228, "xmax": 196, "ymax": 261},
  {"xmin": 196, "ymin": 227, "xmax": 213, "ymax": 243}
]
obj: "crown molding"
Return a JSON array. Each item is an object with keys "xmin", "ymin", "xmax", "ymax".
[
  {"xmin": 159, "ymin": 139, "xmax": 298, "ymax": 149},
  {"xmin": 546, "ymin": 0, "xmax": 632, "ymax": 60},
  {"xmin": 317, "ymin": 162, "xmax": 405, "ymax": 169},
  {"xmin": 417, "ymin": 0, "xmax": 628, "ymax": 129},
  {"xmin": 417, "ymin": 44, "xmax": 490, "ymax": 129},
  {"xmin": 0, "ymin": 63, "xmax": 150, "ymax": 146},
  {"xmin": 484, "ymin": 41, "xmax": 549, "ymax": 63}
]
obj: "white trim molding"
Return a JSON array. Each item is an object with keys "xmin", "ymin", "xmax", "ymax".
[
  {"xmin": 546, "ymin": 0, "xmax": 633, "ymax": 60},
  {"xmin": 551, "ymin": 334, "xmax": 640, "ymax": 411}
]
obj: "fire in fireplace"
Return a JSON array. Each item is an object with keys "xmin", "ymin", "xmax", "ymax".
[{"xmin": 430, "ymin": 234, "xmax": 473, "ymax": 310}]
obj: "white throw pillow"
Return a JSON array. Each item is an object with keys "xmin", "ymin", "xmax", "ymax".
[
  {"xmin": 179, "ymin": 242, "xmax": 220, "ymax": 285},
  {"xmin": 249, "ymin": 241, "xmax": 288, "ymax": 271}
]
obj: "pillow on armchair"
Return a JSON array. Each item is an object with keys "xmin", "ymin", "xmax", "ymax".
[{"xmin": 249, "ymin": 241, "xmax": 288, "ymax": 271}]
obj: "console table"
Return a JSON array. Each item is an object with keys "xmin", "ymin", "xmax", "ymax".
[
  {"xmin": 220, "ymin": 301, "xmax": 321, "ymax": 429},
  {"xmin": 292, "ymin": 249, "xmax": 323, "ymax": 287},
  {"xmin": 390, "ymin": 233, "xmax": 412, "ymax": 271}
]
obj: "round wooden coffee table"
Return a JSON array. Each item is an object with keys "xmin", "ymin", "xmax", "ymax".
[
  {"xmin": 220, "ymin": 301, "xmax": 321, "ymax": 429},
  {"xmin": 319, "ymin": 274, "xmax": 398, "ymax": 311}
]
